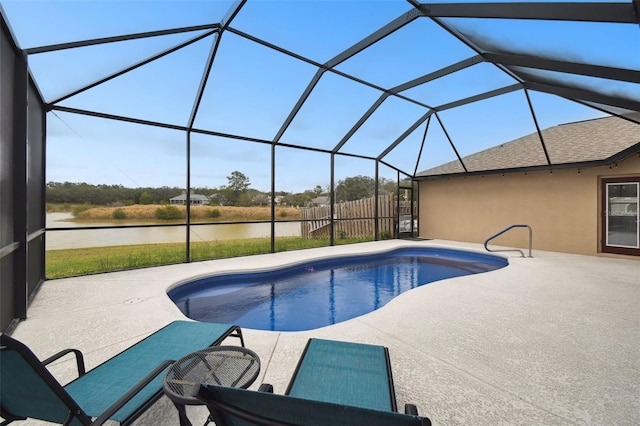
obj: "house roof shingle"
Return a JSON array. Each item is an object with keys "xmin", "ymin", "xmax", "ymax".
[{"xmin": 418, "ymin": 114, "xmax": 640, "ymax": 177}]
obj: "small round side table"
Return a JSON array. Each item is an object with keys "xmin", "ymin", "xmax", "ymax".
[{"xmin": 163, "ymin": 346, "xmax": 260, "ymax": 426}]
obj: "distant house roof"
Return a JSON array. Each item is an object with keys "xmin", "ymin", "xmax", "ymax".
[
  {"xmin": 169, "ymin": 193, "xmax": 209, "ymax": 204},
  {"xmin": 417, "ymin": 114, "xmax": 640, "ymax": 177},
  {"xmin": 170, "ymin": 193, "xmax": 209, "ymax": 201}
]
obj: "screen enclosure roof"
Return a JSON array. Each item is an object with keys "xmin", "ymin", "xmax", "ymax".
[{"xmin": 2, "ymin": 0, "xmax": 639, "ymax": 183}]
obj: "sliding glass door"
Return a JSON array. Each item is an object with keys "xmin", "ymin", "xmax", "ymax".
[{"xmin": 603, "ymin": 178, "xmax": 639, "ymax": 256}]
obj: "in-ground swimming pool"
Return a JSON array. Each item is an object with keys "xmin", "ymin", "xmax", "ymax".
[{"xmin": 168, "ymin": 247, "xmax": 507, "ymax": 331}]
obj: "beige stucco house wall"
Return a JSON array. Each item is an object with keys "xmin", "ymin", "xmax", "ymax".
[{"xmin": 419, "ymin": 154, "xmax": 640, "ymax": 257}]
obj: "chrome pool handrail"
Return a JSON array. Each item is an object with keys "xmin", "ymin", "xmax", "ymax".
[{"xmin": 484, "ymin": 224, "xmax": 533, "ymax": 258}]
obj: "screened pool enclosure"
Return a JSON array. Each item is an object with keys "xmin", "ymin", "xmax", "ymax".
[{"xmin": 2, "ymin": 1, "xmax": 639, "ymax": 330}]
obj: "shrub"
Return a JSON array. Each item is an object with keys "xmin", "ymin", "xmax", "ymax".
[
  {"xmin": 206, "ymin": 208, "xmax": 221, "ymax": 218},
  {"xmin": 155, "ymin": 205, "xmax": 184, "ymax": 220},
  {"xmin": 379, "ymin": 230, "xmax": 391, "ymax": 240},
  {"xmin": 71, "ymin": 203, "xmax": 92, "ymax": 217},
  {"xmin": 112, "ymin": 208, "xmax": 127, "ymax": 220},
  {"xmin": 139, "ymin": 192, "xmax": 153, "ymax": 205}
]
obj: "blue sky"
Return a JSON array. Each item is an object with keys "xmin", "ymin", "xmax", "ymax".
[{"xmin": 2, "ymin": 0, "xmax": 638, "ymax": 193}]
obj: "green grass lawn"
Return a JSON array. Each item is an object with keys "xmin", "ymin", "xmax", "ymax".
[{"xmin": 46, "ymin": 236, "xmax": 373, "ymax": 278}]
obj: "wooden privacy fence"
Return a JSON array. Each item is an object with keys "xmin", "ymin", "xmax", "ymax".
[{"xmin": 301, "ymin": 194, "xmax": 413, "ymax": 239}]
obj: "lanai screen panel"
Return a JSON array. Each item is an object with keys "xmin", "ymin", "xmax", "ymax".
[
  {"xmin": 194, "ymin": 31, "xmax": 318, "ymax": 140},
  {"xmin": 280, "ymin": 72, "xmax": 382, "ymax": 151}
]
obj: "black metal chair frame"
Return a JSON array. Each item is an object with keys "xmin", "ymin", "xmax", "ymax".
[
  {"xmin": 1, "ymin": 333, "xmax": 177, "ymax": 425},
  {"xmin": 0, "ymin": 323, "xmax": 243, "ymax": 425},
  {"xmin": 196, "ymin": 383, "xmax": 431, "ymax": 426}
]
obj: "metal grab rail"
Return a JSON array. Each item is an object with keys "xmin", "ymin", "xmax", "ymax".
[{"xmin": 484, "ymin": 224, "xmax": 533, "ymax": 258}]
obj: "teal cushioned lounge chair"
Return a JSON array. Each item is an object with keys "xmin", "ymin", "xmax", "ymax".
[
  {"xmin": 0, "ymin": 320, "xmax": 243, "ymax": 425},
  {"xmin": 195, "ymin": 338, "xmax": 431, "ymax": 426},
  {"xmin": 286, "ymin": 338, "xmax": 400, "ymax": 412}
]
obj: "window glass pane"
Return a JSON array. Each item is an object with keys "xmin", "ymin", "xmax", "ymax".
[{"xmin": 606, "ymin": 183, "xmax": 639, "ymax": 249}]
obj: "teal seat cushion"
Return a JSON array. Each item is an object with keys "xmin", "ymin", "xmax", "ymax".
[
  {"xmin": 286, "ymin": 339, "xmax": 394, "ymax": 411},
  {"xmin": 1, "ymin": 351, "xmax": 86, "ymax": 426},
  {"xmin": 65, "ymin": 321, "xmax": 235, "ymax": 422}
]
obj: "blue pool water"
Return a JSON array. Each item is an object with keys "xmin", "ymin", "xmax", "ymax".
[{"xmin": 168, "ymin": 247, "xmax": 507, "ymax": 331}]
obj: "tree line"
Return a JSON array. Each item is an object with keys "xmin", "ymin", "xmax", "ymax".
[{"xmin": 46, "ymin": 172, "xmax": 403, "ymax": 207}]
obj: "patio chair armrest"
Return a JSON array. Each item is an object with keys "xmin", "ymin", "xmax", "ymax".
[
  {"xmin": 404, "ymin": 404, "xmax": 431, "ymax": 426},
  {"xmin": 258, "ymin": 383, "xmax": 274, "ymax": 393},
  {"xmin": 42, "ymin": 348, "xmax": 86, "ymax": 377},
  {"xmin": 91, "ymin": 359, "xmax": 176, "ymax": 425}
]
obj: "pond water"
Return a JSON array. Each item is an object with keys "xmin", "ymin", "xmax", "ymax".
[{"xmin": 46, "ymin": 213, "xmax": 301, "ymax": 249}]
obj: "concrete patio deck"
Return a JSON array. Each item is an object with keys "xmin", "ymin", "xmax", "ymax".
[{"xmin": 7, "ymin": 240, "xmax": 640, "ymax": 425}]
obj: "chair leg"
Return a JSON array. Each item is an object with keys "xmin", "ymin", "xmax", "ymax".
[
  {"xmin": 172, "ymin": 401, "xmax": 193, "ymax": 426},
  {"xmin": 203, "ymin": 414, "xmax": 214, "ymax": 426},
  {"xmin": 233, "ymin": 327, "xmax": 245, "ymax": 347},
  {"xmin": 0, "ymin": 408, "xmax": 26, "ymax": 425}
]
